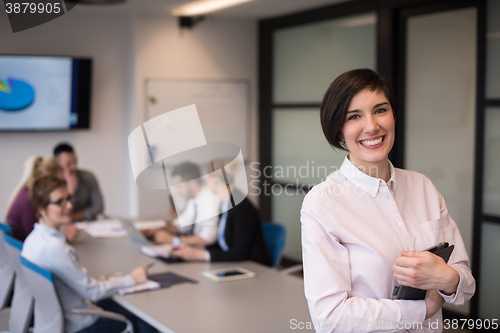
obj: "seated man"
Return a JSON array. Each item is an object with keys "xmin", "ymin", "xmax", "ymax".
[
  {"xmin": 171, "ymin": 160, "xmax": 272, "ymax": 266},
  {"xmin": 145, "ymin": 162, "xmax": 219, "ymax": 246},
  {"xmin": 54, "ymin": 142, "xmax": 104, "ymax": 221}
]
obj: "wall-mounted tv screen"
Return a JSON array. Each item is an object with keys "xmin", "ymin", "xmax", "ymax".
[{"xmin": 0, "ymin": 55, "xmax": 92, "ymax": 131}]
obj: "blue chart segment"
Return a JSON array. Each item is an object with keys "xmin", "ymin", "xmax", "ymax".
[{"xmin": 0, "ymin": 77, "xmax": 36, "ymax": 112}]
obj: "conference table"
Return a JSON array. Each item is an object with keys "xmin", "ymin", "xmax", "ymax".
[{"xmin": 73, "ymin": 226, "xmax": 313, "ymax": 333}]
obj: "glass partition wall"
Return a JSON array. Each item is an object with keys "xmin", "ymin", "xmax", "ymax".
[
  {"xmin": 404, "ymin": 6, "xmax": 477, "ymax": 317},
  {"xmin": 260, "ymin": 0, "xmax": 497, "ymax": 320},
  {"xmin": 270, "ymin": 12, "xmax": 377, "ymax": 261}
]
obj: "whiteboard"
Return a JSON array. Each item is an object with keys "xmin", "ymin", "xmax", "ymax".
[{"xmin": 145, "ymin": 79, "xmax": 250, "ymax": 159}]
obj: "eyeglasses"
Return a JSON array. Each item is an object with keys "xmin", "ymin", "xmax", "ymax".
[{"xmin": 47, "ymin": 195, "xmax": 73, "ymax": 207}]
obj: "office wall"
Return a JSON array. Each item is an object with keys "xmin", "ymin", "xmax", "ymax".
[
  {"xmin": 0, "ymin": 8, "xmax": 258, "ymax": 219},
  {"xmin": 0, "ymin": 8, "xmax": 135, "ymax": 220},
  {"xmin": 134, "ymin": 14, "xmax": 258, "ymax": 217}
]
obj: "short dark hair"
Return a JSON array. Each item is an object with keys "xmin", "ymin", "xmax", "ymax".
[
  {"xmin": 29, "ymin": 176, "xmax": 67, "ymax": 216},
  {"xmin": 171, "ymin": 162, "xmax": 201, "ymax": 183},
  {"xmin": 320, "ymin": 69, "xmax": 398, "ymax": 151},
  {"xmin": 53, "ymin": 142, "xmax": 74, "ymax": 157}
]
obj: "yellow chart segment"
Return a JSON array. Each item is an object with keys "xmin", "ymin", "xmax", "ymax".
[{"xmin": 0, "ymin": 79, "xmax": 12, "ymax": 93}]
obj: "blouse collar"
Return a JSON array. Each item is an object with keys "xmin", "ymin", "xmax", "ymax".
[{"xmin": 339, "ymin": 156, "xmax": 397, "ymax": 198}]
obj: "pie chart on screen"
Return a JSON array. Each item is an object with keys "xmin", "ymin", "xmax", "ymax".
[{"xmin": 0, "ymin": 77, "xmax": 36, "ymax": 112}]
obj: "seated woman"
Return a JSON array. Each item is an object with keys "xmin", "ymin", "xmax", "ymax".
[
  {"xmin": 172, "ymin": 160, "xmax": 272, "ymax": 266},
  {"xmin": 6, "ymin": 155, "xmax": 78, "ymax": 242},
  {"xmin": 21, "ymin": 176, "xmax": 155, "ymax": 333},
  {"xmin": 301, "ymin": 69, "xmax": 474, "ymax": 332}
]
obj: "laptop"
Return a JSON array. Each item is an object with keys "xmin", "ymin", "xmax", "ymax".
[
  {"xmin": 120, "ymin": 219, "xmax": 153, "ymax": 246},
  {"xmin": 121, "ymin": 219, "xmax": 184, "ymax": 263}
]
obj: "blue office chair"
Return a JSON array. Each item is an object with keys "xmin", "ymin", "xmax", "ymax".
[
  {"xmin": 0, "ymin": 223, "xmax": 11, "ymax": 234},
  {"xmin": 0, "ymin": 223, "xmax": 15, "ymax": 310},
  {"xmin": 18, "ymin": 256, "xmax": 62, "ymax": 333},
  {"xmin": 262, "ymin": 222, "xmax": 286, "ymax": 268},
  {"xmin": 3, "ymin": 233, "xmax": 33, "ymax": 333},
  {"xmin": 19, "ymin": 256, "xmax": 134, "ymax": 333},
  {"xmin": 261, "ymin": 222, "xmax": 303, "ymax": 274}
]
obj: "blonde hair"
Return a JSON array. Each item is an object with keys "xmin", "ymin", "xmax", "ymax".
[{"xmin": 4, "ymin": 156, "xmax": 63, "ymax": 221}]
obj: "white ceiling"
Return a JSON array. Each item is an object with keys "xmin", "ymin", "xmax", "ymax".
[{"xmin": 75, "ymin": 0, "xmax": 351, "ymax": 19}]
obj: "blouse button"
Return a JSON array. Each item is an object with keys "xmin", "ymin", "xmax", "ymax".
[{"xmin": 397, "ymin": 222, "xmax": 403, "ymax": 227}]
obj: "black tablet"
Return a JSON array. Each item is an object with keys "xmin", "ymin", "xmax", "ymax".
[{"xmin": 393, "ymin": 242, "xmax": 455, "ymax": 300}]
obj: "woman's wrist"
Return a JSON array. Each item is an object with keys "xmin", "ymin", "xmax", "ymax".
[{"xmin": 440, "ymin": 267, "xmax": 460, "ymax": 295}]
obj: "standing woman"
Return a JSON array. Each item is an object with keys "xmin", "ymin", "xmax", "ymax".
[
  {"xmin": 300, "ymin": 69, "xmax": 474, "ymax": 332},
  {"xmin": 5, "ymin": 155, "xmax": 78, "ymax": 242}
]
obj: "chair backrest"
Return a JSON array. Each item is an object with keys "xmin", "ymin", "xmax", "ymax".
[
  {"xmin": 3, "ymin": 233, "xmax": 25, "ymax": 285},
  {"xmin": 0, "ymin": 225, "xmax": 15, "ymax": 310},
  {"xmin": 0, "ymin": 223, "xmax": 12, "ymax": 235},
  {"xmin": 20, "ymin": 256, "xmax": 64, "ymax": 333},
  {"xmin": 262, "ymin": 222, "xmax": 286, "ymax": 268},
  {"xmin": 3, "ymin": 233, "xmax": 34, "ymax": 333}
]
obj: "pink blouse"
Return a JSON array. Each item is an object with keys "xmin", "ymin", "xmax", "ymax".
[{"xmin": 300, "ymin": 157, "xmax": 475, "ymax": 332}]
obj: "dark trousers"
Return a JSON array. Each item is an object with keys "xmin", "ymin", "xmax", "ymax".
[{"xmin": 76, "ymin": 298, "xmax": 158, "ymax": 333}]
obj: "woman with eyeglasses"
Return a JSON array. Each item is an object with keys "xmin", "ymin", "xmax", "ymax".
[
  {"xmin": 21, "ymin": 176, "xmax": 156, "ymax": 333},
  {"xmin": 300, "ymin": 69, "xmax": 475, "ymax": 332},
  {"xmin": 5, "ymin": 155, "xmax": 78, "ymax": 242}
]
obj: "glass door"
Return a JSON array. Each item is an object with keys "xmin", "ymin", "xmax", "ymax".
[
  {"xmin": 403, "ymin": 5, "xmax": 477, "ymax": 317},
  {"xmin": 269, "ymin": 12, "xmax": 377, "ymax": 261}
]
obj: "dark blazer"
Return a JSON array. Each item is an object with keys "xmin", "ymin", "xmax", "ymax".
[{"xmin": 206, "ymin": 195, "xmax": 272, "ymax": 267}]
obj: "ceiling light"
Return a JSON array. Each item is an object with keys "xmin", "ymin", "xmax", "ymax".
[{"xmin": 171, "ymin": 0, "xmax": 255, "ymax": 17}]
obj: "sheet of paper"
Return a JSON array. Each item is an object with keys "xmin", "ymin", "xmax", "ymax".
[
  {"xmin": 84, "ymin": 220, "xmax": 128, "ymax": 238},
  {"xmin": 141, "ymin": 244, "xmax": 173, "ymax": 258},
  {"xmin": 118, "ymin": 280, "xmax": 161, "ymax": 295},
  {"xmin": 133, "ymin": 220, "xmax": 167, "ymax": 230},
  {"xmin": 75, "ymin": 222, "xmax": 89, "ymax": 230}
]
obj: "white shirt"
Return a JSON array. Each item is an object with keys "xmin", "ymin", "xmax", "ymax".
[
  {"xmin": 21, "ymin": 224, "xmax": 135, "ymax": 333},
  {"xmin": 300, "ymin": 157, "xmax": 475, "ymax": 333},
  {"xmin": 174, "ymin": 186, "xmax": 220, "ymax": 243}
]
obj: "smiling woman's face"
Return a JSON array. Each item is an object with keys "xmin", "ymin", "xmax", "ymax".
[
  {"xmin": 340, "ymin": 88, "xmax": 395, "ymax": 169},
  {"xmin": 38, "ymin": 186, "xmax": 73, "ymax": 228}
]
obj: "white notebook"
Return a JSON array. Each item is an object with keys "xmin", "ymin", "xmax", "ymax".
[
  {"xmin": 84, "ymin": 220, "xmax": 128, "ymax": 238},
  {"xmin": 140, "ymin": 244, "xmax": 173, "ymax": 258},
  {"xmin": 132, "ymin": 220, "xmax": 167, "ymax": 230},
  {"xmin": 118, "ymin": 280, "xmax": 160, "ymax": 295}
]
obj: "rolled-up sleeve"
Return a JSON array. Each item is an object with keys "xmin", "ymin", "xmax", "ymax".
[
  {"xmin": 301, "ymin": 191, "xmax": 426, "ymax": 333},
  {"xmin": 194, "ymin": 216, "xmax": 218, "ymax": 243},
  {"xmin": 436, "ymin": 193, "xmax": 475, "ymax": 305},
  {"xmin": 174, "ymin": 198, "xmax": 218, "ymax": 243}
]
